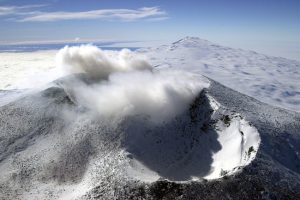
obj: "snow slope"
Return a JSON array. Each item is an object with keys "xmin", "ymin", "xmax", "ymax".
[{"xmin": 139, "ymin": 37, "xmax": 300, "ymax": 112}]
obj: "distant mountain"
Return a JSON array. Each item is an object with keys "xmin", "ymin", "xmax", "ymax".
[{"xmin": 139, "ymin": 36, "xmax": 300, "ymax": 112}]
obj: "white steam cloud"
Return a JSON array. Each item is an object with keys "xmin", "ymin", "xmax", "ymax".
[
  {"xmin": 56, "ymin": 45, "xmax": 152, "ymax": 79},
  {"xmin": 56, "ymin": 45, "xmax": 209, "ymax": 123}
]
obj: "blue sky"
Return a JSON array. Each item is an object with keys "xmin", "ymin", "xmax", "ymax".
[{"xmin": 0, "ymin": 0, "xmax": 299, "ymax": 59}]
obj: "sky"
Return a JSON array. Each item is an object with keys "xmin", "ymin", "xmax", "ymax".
[{"xmin": 0, "ymin": 0, "xmax": 299, "ymax": 60}]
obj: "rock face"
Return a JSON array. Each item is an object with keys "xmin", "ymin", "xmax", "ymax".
[{"xmin": 0, "ymin": 75, "xmax": 299, "ymax": 200}]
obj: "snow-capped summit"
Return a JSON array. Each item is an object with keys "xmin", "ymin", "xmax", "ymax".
[{"xmin": 171, "ymin": 36, "xmax": 213, "ymax": 48}]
